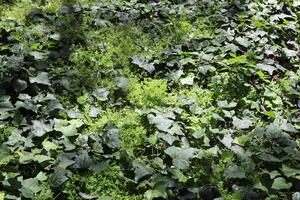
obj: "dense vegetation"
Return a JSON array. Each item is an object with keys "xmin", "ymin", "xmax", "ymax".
[{"xmin": 0, "ymin": 0, "xmax": 300, "ymax": 199}]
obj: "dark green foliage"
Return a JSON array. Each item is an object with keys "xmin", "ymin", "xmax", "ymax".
[{"xmin": 0, "ymin": 0, "xmax": 300, "ymax": 199}]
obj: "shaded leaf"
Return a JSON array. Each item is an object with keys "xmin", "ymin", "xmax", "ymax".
[
  {"xmin": 29, "ymin": 72, "xmax": 51, "ymax": 85},
  {"xmin": 164, "ymin": 147, "xmax": 195, "ymax": 170},
  {"xmin": 92, "ymin": 88, "xmax": 109, "ymax": 101},
  {"xmin": 48, "ymin": 168, "xmax": 68, "ymax": 187},
  {"xmin": 224, "ymin": 165, "xmax": 246, "ymax": 179},
  {"xmin": 271, "ymin": 177, "xmax": 292, "ymax": 190}
]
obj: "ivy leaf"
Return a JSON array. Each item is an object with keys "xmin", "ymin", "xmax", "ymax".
[
  {"xmin": 224, "ymin": 165, "xmax": 246, "ymax": 179},
  {"xmin": 103, "ymin": 125, "xmax": 121, "ymax": 149},
  {"xmin": 217, "ymin": 100, "xmax": 237, "ymax": 108},
  {"xmin": 32, "ymin": 120, "xmax": 53, "ymax": 137},
  {"xmin": 92, "ymin": 88, "xmax": 109, "ymax": 101},
  {"xmin": 89, "ymin": 160, "xmax": 110, "ymax": 173},
  {"xmin": 77, "ymin": 93, "xmax": 89, "ymax": 105},
  {"xmin": 148, "ymin": 114, "xmax": 173, "ymax": 132},
  {"xmin": 271, "ymin": 177, "xmax": 292, "ymax": 190},
  {"xmin": 293, "ymin": 192, "xmax": 300, "ymax": 200},
  {"xmin": 29, "ymin": 72, "xmax": 51, "ymax": 85},
  {"xmin": 29, "ymin": 51, "xmax": 46, "ymax": 60},
  {"xmin": 180, "ymin": 75, "xmax": 194, "ymax": 85},
  {"xmin": 164, "ymin": 147, "xmax": 195, "ymax": 170},
  {"xmin": 73, "ymin": 151, "xmax": 93, "ymax": 169},
  {"xmin": 282, "ymin": 164, "xmax": 300, "ymax": 178},
  {"xmin": 36, "ymin": 172, "xmax": 47, "ymax": 182},
  {"xmin": 280, "ymin": 121, "xmax": 298, "ymax": 133},
  {"xmin": 115, "ymin": 77, "xmax": 129, "ymax": 90},
  {"xmin": 232, "ymin": 117, "xmax": 253, "ymax": 129},
  {"xmin": 132, "ymin": 55, "xmax": 155, "ymax": 74},
  {"xmin": 0, "ymin": 192, "xmax": 4, "ymax": 200},
  {"xmin": 157, "ymin": 132, "xmax": 178, "ymax": 145},
  {"xmin": 0, "ymin": 96, "xmax": 14, "ymax": 114},
  {"xmin": 48, "ymin": 99, "xmax": 64, "ymax": 112},
  {"xmin": 89, "ymin": 106, "xmax": 101, "ymax": 118},
  {"xmin": 54, "ymin": 119, "xmax": 77, "ymax": 137},
  {"xmin": 13, "ymin": 79, "xmax": 27, "ymax": 93},
  {"xmin": 235, "ymin": 37, "xmax": 251, "ymax": 48},
  {"xmin": 257, "ymin": 63, "xmax": 277, "ymax": 75},
  {"xmin": 132, "ymin": 160, "xmax": 154, "ymax": 181},
  {"xmin": 42, "ymin": 140, "xmax": 60, "ymax": 151},
  {"xmin": 282, "ymin": 48, "xmax": 297, "ymax": 57},
  {"xmin": 21, "ymin": 178, "xmax": 41, "ymax": 198},
  {"xmin": 48, "ymin": 168, "xmax": 68, "ymax": 187},
  {"xmin": 169, "ymin": 168, "xmax": 188, "ymax": 182},
  {"xmin": 145, "ymin": 189, "xmax": 167, "ymax": 200},
  {"xmin": 262, "ymin": 170, "xmax": 281, "ymax": 179},
  {"xmin": 79, "ymin": 192, "xmax": 97, "ymax": 200},
  {"xmin": 258, "ymin": 152, "xmax": 282, "ymax": 162},
  {"xmin": 57, "ymin": 124, "xmax": 77, "ymax": 137},
  {"xmin": 0, "ymin": 145, "xmax": 12, "ymax": 164}
]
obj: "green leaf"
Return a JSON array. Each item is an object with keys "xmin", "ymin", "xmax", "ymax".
[
  {"xmin": 13, "ymin": 79, "xmax": 27, "ymax": 93},
  {"xmin": 169, "ymin": 168, "xmax": 188, "ymax": 182},
  {"xmin": 283, "ymin": 48, "xmax": 297, "ymax": 57},
  {"xmin": 264, "ymin": 111, "xmax": 276, "ymax": 119},
  {"xmin": 29, "ymin": 72, "xmax": 51, "ymax": 85},
  {"xmin": 235, "ymin": 37, "xmax": 251, "ymax": 48},
  {"xmin": 77, "ymin": 93, "xmax": 89, "ymax": 105},
  {"xmin": 145, "ymin": 189, "xmax": 167, "ymax": 200},
  {"xmin": 132, "ymin": 55, "xmax": 155, "ymax": 74},
  {"xmin": 21, "ymin": 178, "xmax": 41, "ymax": 198},
  {"xmin": 89, "ymin": 160, "xmax": 110, "ymax": 173},
  {"xmin": 224, "ymin": 165, "xmax": 246, "ymax": 179},
  {"xmin": 0, "ymin": 192, "xmax": 4, "ymax": 200},
  {"xmin": 0, "ymin": 96, "xmax": 14, "ymax": 114},
  {"xmin": 258, "ymin": 152, "xmax": 282, "ymax": 162},
  {"xmin": 293, "ymin": 192, "xmax": 300, "ymax": 200},
  {"xmin": 180, "ymin": 75, "xmax": 194, "ymax": 85},
  {"xmin": 232, "ymin": 117, "xmax": 253, "ymax": 129},
  {"xmin": 262, "ymin": 170, "xmax": 281, "ymax": 179},
  {"xmin": 103, "ymin": 125, "xmax": 121, "ymax": 149},
  {"xmin": 74, "ymin": 151, "xmax": 93, "ymax": 169},
  {"xmin": 0, "ymin": 145, "xmax": 12, "ymax": 164},
  {"xmin": 164, "ymin": 147, "xmax": 195, "ymax": 170},
  {"xmin": 271, "ymin": 177, "xmax": 292, "ymax": 190},
  {"xmin": 54, "ymin": 119, "xmax": 77, "ymax": 137},
  {"xmin": 227, "ymin": 54, "xmax": 248, "ymax": 64},
  {"xmin": 157, "ymin": 132, "xmax": 178, "ymax": 145},
  {"xmin": 148, "ymin": 114, "xmax": 173, "ymax": 132},
  {"xmin": 32, "ymin": 120, "xmax": 53, "ymax": 137},
  {"xmin": 48, "ymin": 99, "xmax": 64, "ymax": 112},
  {"xmin": 257, "ymin": 64, "xmax": 276, "ymax": 75},
  {"xmin": 36, "ymin": 172, "xmax": 47, "ymax": 182},
  {"xmin": 280, "ymin": 121, "xmax": 298, "ymax": 133},
  {"xmin": 42, "ymin": 140, "xmax": 60, "ymax": 151},
  {"xmin": 115, "ymin": 77, "xmax": 129, "ymax": 90},
  {"xmin": 217, "ymin": 100, "xmax": 237, "ymax": 108},
  {"xmin": 79, "ymin": 192, "xmax": 97, "ymax": 200},
  {"xmin": 132, "ymin": 160, "xmax": 154, "ymax": 181},
  {"xmin": 92, "ymin": 88, "xmax": 109, "ymax": 101},
  {"xmin": 282, "ymin": 164, "xmax": 300, "ymax": 178},
  {"xmin": 58, "ymin": 124, "xmax": 77, "ymax": 136},
  {"xmin": 29, "ymin": 51, "xmax": 46, "ymax": 60},
  {"xmin": 48, "ymin": 168, "xmax": 68, "ymax": 187}
]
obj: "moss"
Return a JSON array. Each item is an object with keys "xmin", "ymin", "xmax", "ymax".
[
  {"xmin": 32, "ymin": 184, "xmax": 53, "ymax": 200},
  {"xmin": 175, "ymin": 86, "xmax": 213, "ymax": 108},
  {"xmin": 92, "ymin": 108, "xmax": 147, "ymax": 155},
  {"xmin": 84, "ymin": 165, "xmax": 143, "ymax": 200},
  {"xmin": 1, "ymin": 2, "xmax": 37, "ymax": 24},
  {"xmin": 0, "ymin": 126, "xmax": 15, "ymax": 144},
  {"xmin": 127, "ymin": 78, "xmax": 175, "ymax": 108}
]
